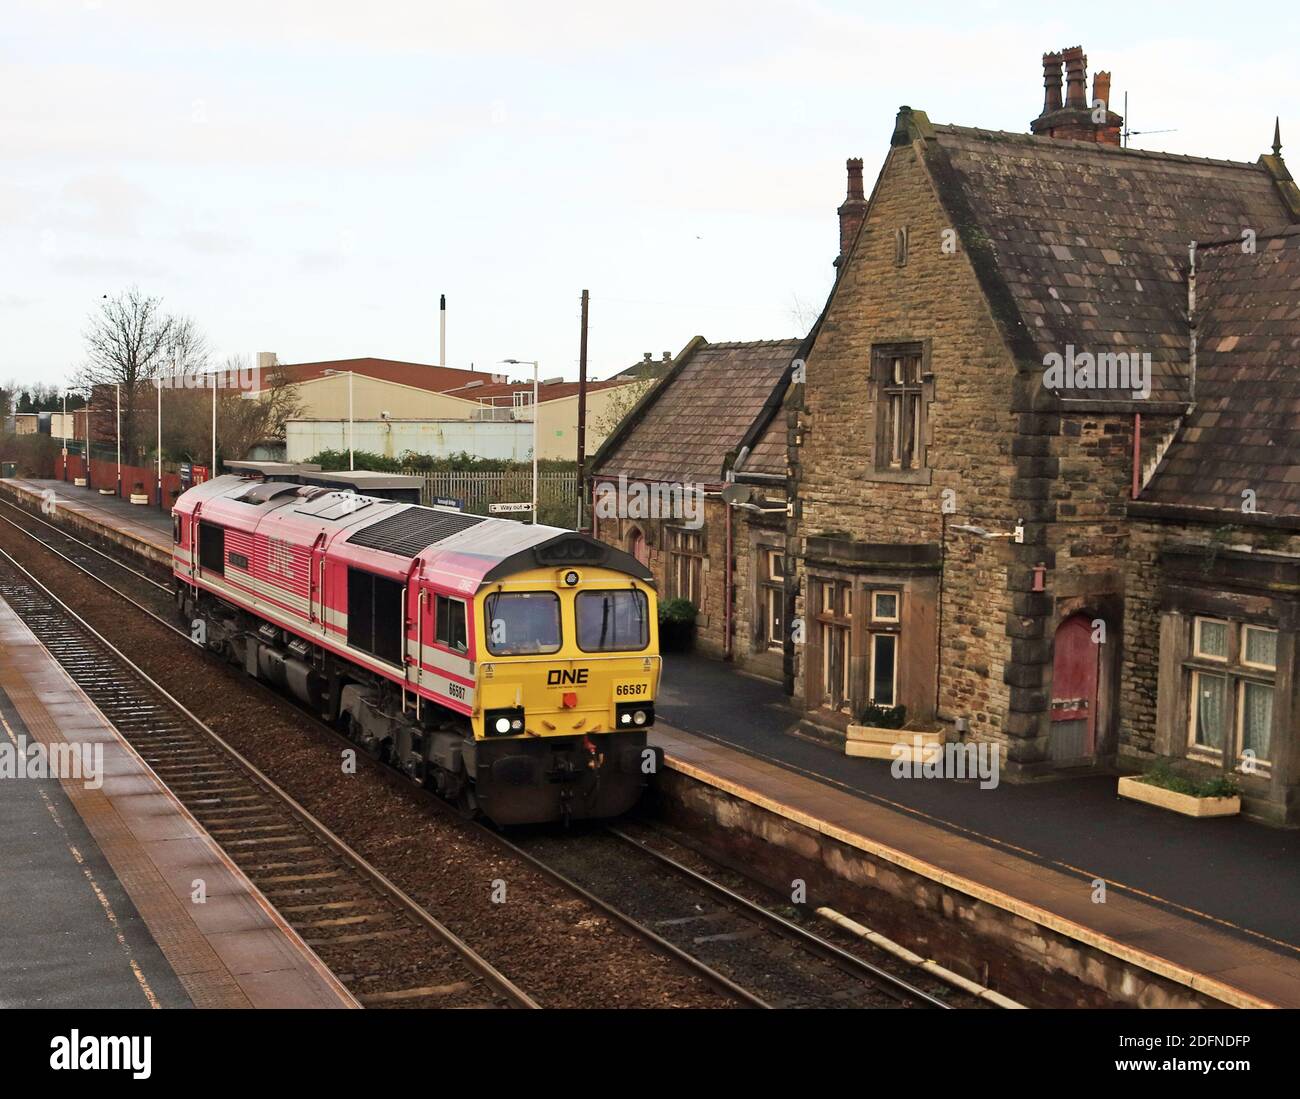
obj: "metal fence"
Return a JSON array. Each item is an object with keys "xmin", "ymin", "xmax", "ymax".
[{"xmin": 409, "ymin": 469, "xmax": 577, "ymax": 513}]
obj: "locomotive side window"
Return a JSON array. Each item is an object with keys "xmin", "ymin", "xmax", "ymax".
[
  {"xmin": 435, "ymin": 594, "xmax": 468, "ymax": 652},
  {"xmin": 172, "ymin": 513, "xmax": 181, "ymax": 544},
  {"xmin": 576, "ymin": 589, "xmax": 650, "ymax": 653},
  {"xmin": 485, "ymin": 592, "xmax": 561, "ymax": 656},
  {"xmin": 347, "ymin": 567, "xmax": 405, "ymax": 666},
  {"xmin": 198, "ymin": 523, "xmax": 225, "ymax": 576}
]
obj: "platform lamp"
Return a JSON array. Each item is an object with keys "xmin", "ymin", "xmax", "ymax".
[
  {"xmin": 501, "ymin": 360, "xmax": 539, "ymax": 523},
  {"xmin": 320, "ymin": 369, "xmax": 355, "ymax": 471},
  {"xmin": 61, "ymin": 385, "xmax": 89, "ymax": 484},
  {"xmin": 115, "ymin": 382, "xmax": 122, "ymax": 499}
]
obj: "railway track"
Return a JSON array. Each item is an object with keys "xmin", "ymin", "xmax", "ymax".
[
  {"xmin": 501, "ymin": 823, "xmax": 955, "ymax": 1008},
  {"xmin": 0, "ymin": 495, "xmax": 974, "ymax": 1009},
  {"xmin": 0, "ymin": 536, "xmax": 536, "ymax": 1010}
]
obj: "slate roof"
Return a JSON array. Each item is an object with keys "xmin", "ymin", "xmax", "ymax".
[
  {"xmin": 1138, "ymin": 225, "xmax": 1300, "ymax": 516},
  {"xmin": 274, "ymin": 358, "xmax": 506, "ymax": 393},
  {"xmin": 919, "ymin": 122, "xmax": 1296, "ymax": 405},
  {"xmin": 591, "ymin": 338, "xmax": 801, "ymax": 484}
]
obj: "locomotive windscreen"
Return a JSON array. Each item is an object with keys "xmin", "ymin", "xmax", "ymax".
[{"xmin": 347, "ymin": 507, "xmax": 488, "ymax": 557}]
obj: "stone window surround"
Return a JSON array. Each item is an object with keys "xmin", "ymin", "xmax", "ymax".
[
  {"xmin": 803, "ymin": 563, "xmax": 910, "ymax": 724},
  {"xmin": 868, "ymin": 337, "xmax": 935, "ymax": 485},
  {"xmin": 1182, "ymin": 615, "xmax": 1279, "ymax": 775}
]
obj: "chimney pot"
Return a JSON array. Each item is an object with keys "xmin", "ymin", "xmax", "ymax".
[
  {"xmin": 1062, "ymin": 46, "xmax": 1087, "ymax": 109},
  {"xmin": 643, "ymin": 352, "xmax": 652, "ymax": 362},
  {"xmin": 1092, "ymin": 70, "xmax": 1110, "ymax": 111},
  {"xmin": 1041, "ymin": 51, "xmax": 1063, "ymax": 114}
]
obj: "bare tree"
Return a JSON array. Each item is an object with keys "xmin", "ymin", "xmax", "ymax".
[
  {"xmin": 161, "ymin": 356, "xmax": 302, "ymax": 465},
  {"xmin": 78, "ymin": 288, "xmax": 207, "ymax": 463}
]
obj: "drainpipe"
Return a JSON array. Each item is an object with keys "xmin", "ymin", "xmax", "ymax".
[
  {"xmin": 1131, "ymin": 412, "xmax": 1142, "ymax": 499},
  {"xmin": 1187, "ymin": 241, "xmax": 1198, "ymax": 407},
  {"xmin": 724, "ymin": 502, "xmax": 734, "ymax": 660}
]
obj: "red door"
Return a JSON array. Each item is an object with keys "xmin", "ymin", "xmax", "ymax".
[{"xmin": 1049, "ymin": 614, "xmax": 1100, "ymax": 761}]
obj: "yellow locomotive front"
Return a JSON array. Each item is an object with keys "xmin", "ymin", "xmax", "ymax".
[{"xmin": 469, "ymin": 564, "xmax": 662, "ymax": 824}]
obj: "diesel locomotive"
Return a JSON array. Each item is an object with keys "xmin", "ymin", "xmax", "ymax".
[{"xmin": 172, "ymin": 471, "xmax": 661, "ymax": 825}]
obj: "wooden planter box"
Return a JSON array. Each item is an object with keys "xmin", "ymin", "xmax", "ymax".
[
  {"xmin": 129, "ymin": 493, "xmax": 149, "ymax": 505},
  {"xmin": 846, "ymin": 724, "xmax": 943, "ymax": 762},
  {"xmin": 73, "ymin": 477, "xmax": 88, "ymax": 487},
  {"xmin": 1117, "ymin": 776, "xmax": 1240, "ymax": 818}
]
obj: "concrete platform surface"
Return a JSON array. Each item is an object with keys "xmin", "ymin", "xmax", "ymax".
[
  {"xmin": 0, "ymin": 594, "xmax": 356, "ymax": 1009},
  {"xmin": 1, "ymin": 477, "xmax": 173, "ymax": 563}
]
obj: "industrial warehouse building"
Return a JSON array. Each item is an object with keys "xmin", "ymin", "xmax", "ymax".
[
  {"xmin": 592, "ymin": 46, "xmax": 1300, "ymax": 825},
  {"xmin": 251, "ymin": 355, "xmax": 644, "ymax": 463}
]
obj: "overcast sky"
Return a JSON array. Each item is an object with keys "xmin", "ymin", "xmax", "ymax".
[{"xmin": 4, "ymin": 0, "xmax": 1297, "ymax": 389}]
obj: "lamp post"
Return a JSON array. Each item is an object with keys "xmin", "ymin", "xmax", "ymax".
[
  {"xmin": 211, "ymin": 371, "xmax": 217, "ymax": 478},
  {"xmin": 156, "ymin": 370, "xmax": 165, "ymax": 510},
  {"xmin": 62, "ymin": 386, "xmax": 88, "ymax": 484},
  {"xmin": 502, "ymin": 359, "xmax": 539, "ymax": 524},
  {"xmin": 115, "ymin": 382, "xmax": 122, "ymax": 498}
]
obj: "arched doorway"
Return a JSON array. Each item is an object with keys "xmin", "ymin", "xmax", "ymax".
[{"xmin": 1048, "ymin": 613, "xmax": 1101, "ymax": 763}]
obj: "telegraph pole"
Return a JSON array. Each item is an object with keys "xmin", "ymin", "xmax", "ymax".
[{"xmin": 575, "ymin": 288, "xmax": 589, "ymax": 530}]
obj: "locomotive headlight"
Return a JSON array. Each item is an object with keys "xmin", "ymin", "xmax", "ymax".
[
  {"xmin": 633, "ymin": 709, "xmax": 647, "ymax": 726},
  {"xmin": 510, "ymin": 718, "xmax": 523, "ymax": 731},
  {"xmin": 620, "ymin": 712, "xmax": 632, "ymax": 725},
  {"xmin": 494, "ymin": 717, "xmax": 512, "ymax": 734},
  {"xmin": 563, "ymin": 570, "xmax": 580, "ymax": 587}
]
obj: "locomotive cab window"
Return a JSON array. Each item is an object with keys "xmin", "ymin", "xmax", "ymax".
[
  {"xmin": 172, "ymin": 513, "xmax": 181, "ymax": 545},
  {"xmin": 435, "ymin": 594, "xmax": 468, "ymax": 652},
  {"xmin": 198, "ymin": 522, "xmax": 225, "ymax": 576},
  {"xmin": 485, "ymin": 592, "xmax": 560, "ymax": 656},
  {"xmin": 576, "ymin": 589, "xmax": 649, "ymax": 653},
  {"xmin": 347, "ymin": 568, "xmax": 405, "ymax": 666}
]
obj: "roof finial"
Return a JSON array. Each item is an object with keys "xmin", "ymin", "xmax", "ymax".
[{"xmin": 1272, "ymin": 116, "xmax": 1282, "ymax": 157}]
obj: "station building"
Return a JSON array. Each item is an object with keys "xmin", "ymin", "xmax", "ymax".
[
  {"xmin": 590, "ymin": 336, "xmax": 802, "ymax": 680},
  {"xmin": 592, "ymin": 45, "xmax": 1300, "ymax": 824},
  {"xmin": 784, "ymin": 46, "xmax": 1300, "ymax": 822}
]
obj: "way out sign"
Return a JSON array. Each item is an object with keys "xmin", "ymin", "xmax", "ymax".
[{"xmin": 489, "ymin": 502, "xmax": 533, "ymax": 514}]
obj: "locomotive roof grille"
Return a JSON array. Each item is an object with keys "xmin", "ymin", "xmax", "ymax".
[{"xmin": 347, "ymin": 506, "xmax": 489, "ymax": 556}]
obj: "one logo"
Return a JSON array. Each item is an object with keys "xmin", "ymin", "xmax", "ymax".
[{"xmin": 547, "ymin": 668, "xmax": 589, "ymax": 686}]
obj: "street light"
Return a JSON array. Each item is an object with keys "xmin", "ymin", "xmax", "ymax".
[
  {"xmin": 501, "ymin": 359, "xmax": 539, "ymax": 524},
  {"xmin": 321, "ymin": 369, "xmax": 355, "ymax": 470},
  {"xmin": 61, "ymin": 386, "xmax": 89, "ymax": 484}
]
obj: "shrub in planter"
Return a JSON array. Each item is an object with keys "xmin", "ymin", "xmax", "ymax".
[
  {"xmin": 858, "ymin": 702, "xmax": 907, "ymax": 730},
  {"xmin": 658, "ymin": 598, "xmax": 697, "ymax": 652}
]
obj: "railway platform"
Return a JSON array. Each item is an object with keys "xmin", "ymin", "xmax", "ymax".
[
  {"xmin": 1, "ymin": 477, "xmax": 172, "ymax": 567},
  {"xmin": 651, "ymin": 656, "xmax": 1300, "ymax": 1008},
  {"xmin": 0, "ymin": 593, "xmax": 357, "ymax": 1009}
]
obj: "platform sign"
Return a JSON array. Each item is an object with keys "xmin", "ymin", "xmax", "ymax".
[
  {"xmin": 489, "ymin": 502, "xmax": 533, "ymax": 514},
  {"xmin": 433, "ymin": 496, "xmax": 463, "ymax": 511},
  {"xmin": 191, "ymin": 464, "xmax": 210, "ymax": 485},
  {"xmin": 180, "ymin": 462, "xmax": 192, "ymax": 488}
]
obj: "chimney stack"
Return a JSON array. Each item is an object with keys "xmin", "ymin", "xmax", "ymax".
[
  {"xmin": 1031, "ymin": 45, "xmax": 1122, "ymax": 146},
  {"xmin": 439, "ymin": 293, "xmax": 446, "ymax": 367},
  {"xmin": 836, "ymin": 157, "xmax": 867, "ymax": 267}
]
